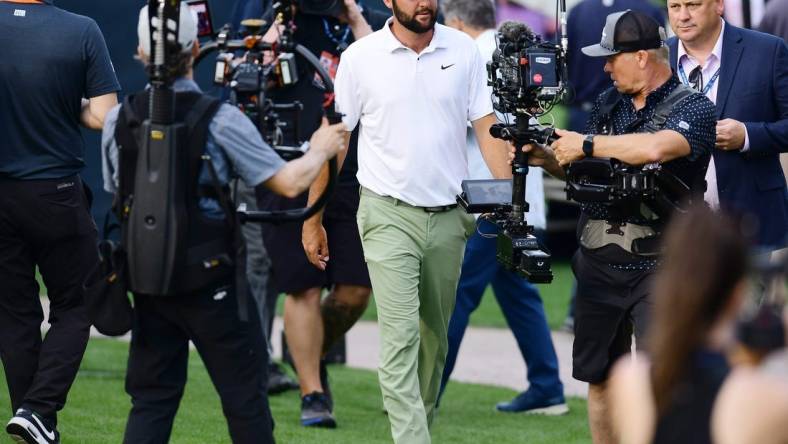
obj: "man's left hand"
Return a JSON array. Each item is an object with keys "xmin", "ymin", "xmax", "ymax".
[
  {"xmin": 552, "ymin": 128, "xmax": 585, "ymax": 166},
  {"xmin": 715, "ymin": 118, "xmax": 746, "ymax": 151}
]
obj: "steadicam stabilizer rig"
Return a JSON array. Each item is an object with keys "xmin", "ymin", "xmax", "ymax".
[
  {"xmin": 457, "ymin": 1, "xmax": 570, "ymax": 284},
  {"xmin": 194, "ymin": 0, "xmax": 341, "ymax": 224},
  {"xmin": 126, "ymin": 0, "xmax": 341, "ymax": 298}
]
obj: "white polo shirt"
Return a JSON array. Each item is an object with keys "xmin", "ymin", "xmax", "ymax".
[{"xmin": 334, "ymin": 19, "xmax": 494, "ymax": 207}]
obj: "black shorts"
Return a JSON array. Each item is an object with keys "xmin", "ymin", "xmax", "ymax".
[
  {"xmin": 571, "ymin": 245, "xmax": 655, "ymax": 384},
  {"xmin": 257, "ymin": 185, "xmax": 370, "ymax": 294}
]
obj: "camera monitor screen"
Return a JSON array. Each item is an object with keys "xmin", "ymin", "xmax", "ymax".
[
  {"xmin": 186, "ymin": 0, "xmax": 214, "ymax": 38},
  {"xmin": 460, "ymin": 179, "xmax": 512, "ymax": 213}
]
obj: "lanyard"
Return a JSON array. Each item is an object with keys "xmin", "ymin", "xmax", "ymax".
[
  {"xmin": 322, "ymin": 18, "xmax": 351, "ymax": 53},
  {"xmin": 678, "ymin": 62, "xmax": 721, "ymax": 96}
]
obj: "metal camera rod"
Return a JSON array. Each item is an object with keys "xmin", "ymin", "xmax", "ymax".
[
  {"xmin": 490, "ymin": 115, "xmax": 557, "ymax": 227},
  {"xmin": 148, "ymin": 0, "xmax": 180, "ymax": 124}
]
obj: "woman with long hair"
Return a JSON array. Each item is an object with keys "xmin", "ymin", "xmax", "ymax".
[{"xmin": 609, "ymin": 205, "xmax": 750, "ymax": 444}]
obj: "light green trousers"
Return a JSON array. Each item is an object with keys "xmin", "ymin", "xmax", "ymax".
[{"xmin": 356, "ymin": 188, "xmax": 474, "ymax": 444}]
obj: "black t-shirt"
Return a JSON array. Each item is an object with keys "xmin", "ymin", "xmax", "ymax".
[
  {"xmin": 653, "ymin": 349, "xmax": 729, "ymax": 444},
  {"xmin": 0, "ymin": 2, "xmax": 120, "ymax": 179},
  {"xmin": 267, "ymin": 9, "xmax": 389, "ymax": 189}
]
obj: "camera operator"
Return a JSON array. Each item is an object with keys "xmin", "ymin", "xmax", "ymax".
[
  {"xmin": 519, "ymin": 11, "xmax": 716, "ymax": 444},
  {"xmin": 249, "ymin": 0, "xmax": 388, "ymax": 428},
  {"xmin": 323, "ymin": 0, "xmax": 513, "ymax": 441},
  {"xmin": 100, "ymin": 5, "xmax": 346, "ymax": 443},
  {"xmin": 0, "ymin": 0, "xmax": 119, "ymax": 442}
]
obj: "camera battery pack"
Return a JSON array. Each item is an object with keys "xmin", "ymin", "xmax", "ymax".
[
  {"xmin": 276, "ymin": 53, "xmax": 299, "ymax": 86},
  {"xmin": 526, "ymin": 51, "xmax": 558, "ymax": 88}
]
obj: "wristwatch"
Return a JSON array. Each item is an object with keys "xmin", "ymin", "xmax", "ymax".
[{"xmin": 582, "ymin": 134, "xmax": 595, "ymax": 158}]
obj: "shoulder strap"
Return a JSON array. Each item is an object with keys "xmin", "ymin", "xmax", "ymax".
[
  {"xmin": 647, "ymin": 84, "xmax": 706, "ymax": 195},
  {"xmin": 182, "ymin": 94, "xmax": 224, "ymax": 204},
  {"xmin": 596, "ymin": 87, "xmax": 621, "ymax": 134},
  {"xmin": 114, "ymin": 94, "xmax": 143, "ymax": 219},
  {"xmin": 190, "ymin": 97, "xmax": 250, "ymax": 322},
  {"xmin": 646, "ymin": 84, "xmax": 697, "ymax": 132}
]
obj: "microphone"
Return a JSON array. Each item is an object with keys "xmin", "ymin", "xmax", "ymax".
[
  {"xmin": 497, "ymin": 21, "xmax": 536, "ymax": 56},
  {"xmin": 498, "ymin": 21, "xmax": 535, "ymax": 44}
]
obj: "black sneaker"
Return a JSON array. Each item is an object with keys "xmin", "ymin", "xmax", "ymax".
[
  {"xmin": 6, "ymin": 408, "xmax": 60, "ymax": 444},
  {"xmin": 267, "ymin": 362, "xmax": 299, "ymax": 395},
  {"xmin": 300, "ymin": 392, "xmax": 336, "ymax": 428},
  {"xmin": 319, "ymin": 360, "xmax": 333, "ymax": 411}
]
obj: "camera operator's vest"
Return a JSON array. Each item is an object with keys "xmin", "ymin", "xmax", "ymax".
[
  {"xmin": 114, "ymin": 91, "xmax": 236, "ymax": 296},
  {"xmin": 577, "ymin": 84, "xmax": 705, "ymax": 255},
  {"xmin": 595, "ymin": 83, "xmax": 707, "ymax": 200}
]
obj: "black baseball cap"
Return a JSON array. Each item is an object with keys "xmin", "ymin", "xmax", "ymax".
[{"xmin": 582, "ymin": 10, "xmax": 666, "ymax": 57}]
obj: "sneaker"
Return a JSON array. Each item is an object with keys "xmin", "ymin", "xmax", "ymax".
[
  {"xmin": 495, "ymin": 390, "xmax": 569, "ymax": 415},
  {"xmin": 6, "ymin": 408, "xmax": 60, "ymax": 444},
  {"xmin": 300, "ymin": 392, "xmax": 336, "ymax": 428},
  {"xmin": 319, "ymin": 360, "xmax": 333, "ymax": 411},
  {"xmin": 267, "ymin": 362, "xmax": 299, "ymax": 395}
]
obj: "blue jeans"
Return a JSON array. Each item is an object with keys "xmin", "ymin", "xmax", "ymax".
[{"xmin": 439, "ymin": 219, "xmax": 563, "ymax": 401}]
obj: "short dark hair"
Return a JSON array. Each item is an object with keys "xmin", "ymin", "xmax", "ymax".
[{"xmin": 440, "ymin": 0, "xmax": 496, "ymax": 30}]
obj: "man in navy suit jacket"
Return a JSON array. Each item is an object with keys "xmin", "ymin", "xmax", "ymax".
[{"xmin": 668, "ymin": 0, "xmax": 788, "ymax": 251}]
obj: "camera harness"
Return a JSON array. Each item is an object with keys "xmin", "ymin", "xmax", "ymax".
[
  {"xmin": 114, "ymin": 91, "xmax": 240, "ymax": 294},
  {"xmin": 575, "ymin": 83, "xmax": 703, "ymax": 256}
]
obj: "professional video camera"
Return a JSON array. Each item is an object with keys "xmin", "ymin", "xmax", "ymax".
[
  {"xmin": 457, "ymin": 17, "xmax": 569, "ymax": 284},
  {"xmin": 192, "ymin": 0, "xmax": 342, "ymax": 224},
  {"xmin": 191, "ymin": 0, "xmax": 309, "ymax": 161},
  {"xmin": 193, "ymin": 0, "xmax": 346, "ymax": 160}
]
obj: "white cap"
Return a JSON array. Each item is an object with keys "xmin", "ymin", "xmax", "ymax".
[{"xmin": 137, "ymin": 2, "xmax": 198, "ymax": 56}]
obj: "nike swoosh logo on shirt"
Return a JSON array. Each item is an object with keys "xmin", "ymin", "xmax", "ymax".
[
  {"xmin": 30, "ymin": 414, "xmax": 56, "ymax": 441},
  {"xmin": 441, "ymin": 64, "xmax": 455, "ymax": 70}
]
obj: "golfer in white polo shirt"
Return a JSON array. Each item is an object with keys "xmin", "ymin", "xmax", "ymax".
[{"xmin": 302, "ymin": 1, "xmax": 512, "ymax": 442}]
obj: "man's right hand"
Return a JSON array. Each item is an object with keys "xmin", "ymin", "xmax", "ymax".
[
  {"xmin": 507, "ymin": 142, "xmax": 566, "ymax": 179},
  {"xmin": 303, "ymin": 220, "xmax": 329, "ymax": 270},
  {"xmin": 310, "ymin": 117, "xmax": 347, "ymax": 159},
  {"xmin": 507, "ymin": 142, "xmax": 555, "ymax": 166}
]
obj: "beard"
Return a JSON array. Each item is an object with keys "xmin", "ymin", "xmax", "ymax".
[{"xmin": 392, "ymin": 0, "xmax": 436, "ymax": 34}]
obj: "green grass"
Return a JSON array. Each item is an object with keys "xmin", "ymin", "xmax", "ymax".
[
  {"xmin": 277, "ymin": 261, "xmax": 574, "ymax": 331},
  {"xmin": 0, "ymin": 339, "xmax": 590, "ymax": 443}
]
